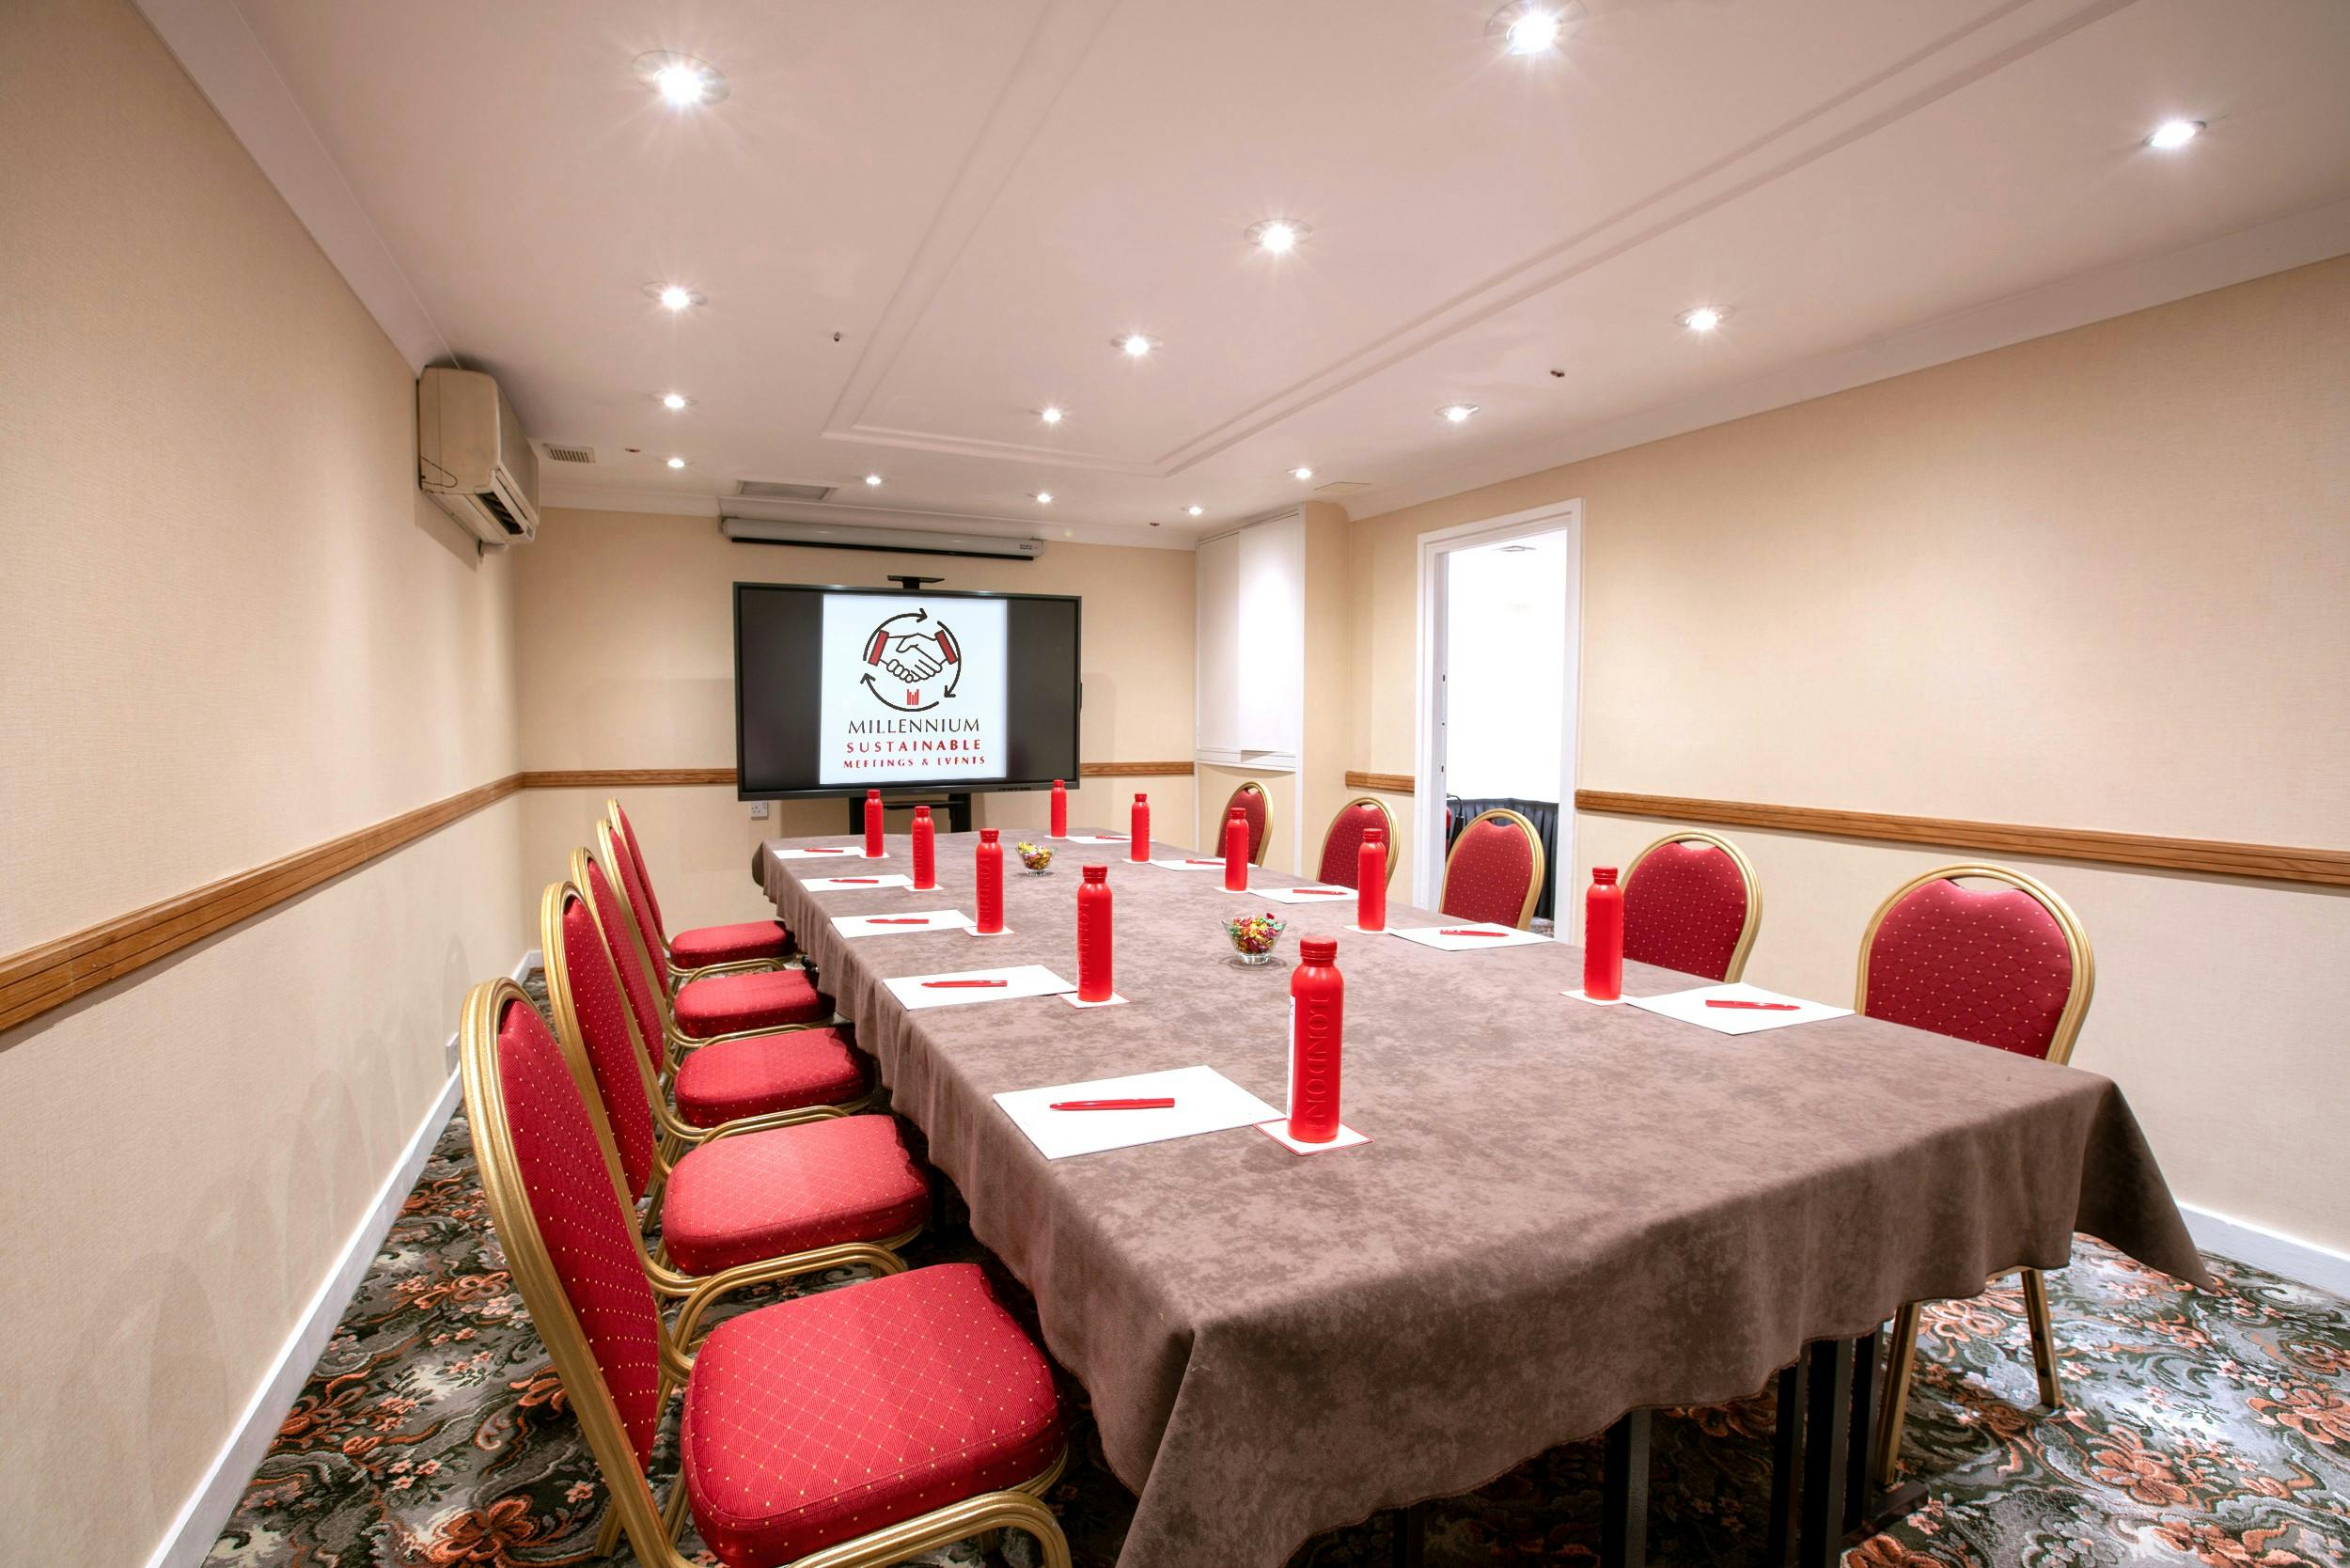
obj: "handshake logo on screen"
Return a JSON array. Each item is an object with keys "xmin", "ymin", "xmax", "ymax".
[{"xmin": 859, "ymin": 609, "xmax": 964, "ymax": 713}]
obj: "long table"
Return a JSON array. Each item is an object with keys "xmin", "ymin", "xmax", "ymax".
[{"xmin": 756, "ymin": 832, "xmax": 2206, "ymax": 1568}]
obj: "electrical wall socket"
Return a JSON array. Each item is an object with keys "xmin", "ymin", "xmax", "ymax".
[{"xmin": 749, "ymin": 801, "xmax": 770, "ymax": 819}]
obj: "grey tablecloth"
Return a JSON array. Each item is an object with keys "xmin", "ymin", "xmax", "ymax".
[{"xmin": 756, "ymin": 832, "xmax": 2206, "ymax": 1568}]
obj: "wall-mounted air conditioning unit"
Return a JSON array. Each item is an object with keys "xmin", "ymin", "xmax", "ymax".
[{"xmin": 417, "ymin": 367, "xmax": 540, "ymax": 545}]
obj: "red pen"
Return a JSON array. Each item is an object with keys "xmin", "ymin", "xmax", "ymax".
[
  {"xmin": 1291, "ymin": 888, "xmax": 1348, "ymax": 896},
  {"xmin": 866, "ymin": 917, "xmax": 931, "ymax": 925},
  {"xmin": 829, "ymin": 877, "xmax": 882, "ymax": 885},
  {"xmin": 922, "ymin": 978, "xmax": 1009, "ymax": 989},
  {"xmin": 1183, "ymin": 858, "xmax": 1222, "ymax": 865},
  {"xmin": 807, "ymin": 847, "xmax": 852, "ymax": 854},
  {"xmin": 1048, "ymin": 1097, "xmax": 1176, "ymax": 1111},
  {"xmin": 1707, "ymin": 998, "xmax": 1799, "ymax": 1011},
  {"xmin": 1438, "ymin": 928, "xmax": 1512, "ymax": 938}
]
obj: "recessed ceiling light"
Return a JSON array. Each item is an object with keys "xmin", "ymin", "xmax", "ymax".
[
  {"xmin": 661, "ymin": 392, "xmax": 690, "ymax": 411},
  {"xmin": 1246, "ymin": 218, "xmax": 1311, "ymax": 254},
  {"xmin": 1115, "ymin": 334, "xmax": 1161, "ymax": 358},
  {"xmin": 647, "ymin": 282, "xmax": 705, "ymax": 311},
  {"xmin": 2147, "ymin": 118, "xmax": 2203, "ymax": 151},
  {"xmin": 1489, "ymin": 2, "xmax": 1582, "ymax": 55},
  {"xmin": 863, "ymin": 473, "xmax": 883, "ymax": 487},
  {"xmin": 1040, "ymin": 405, "xmax": 1065, "ymax": 424},
  {"xmin": 666, "ymin": 456, "xmax": 687, "ymax": 469},
  {"xmin": 1681, "ymin": 305, "xmax": 1727, "ymax": 333},
  {"xmin": 1187, "ymin": 505, "xmax": 1204, "ymax": 517},
  {"xmin": 634, "ymin": 51, "xmax": 728, "ymax": 108},
  {"xmin": 1290, "ymin": 466, "xmax": 1314, "ymax": 481},
  {"xmin": 1438, "ymin": 403, "xmax": 1480, "ymax": 423},
  {"xmin": 1033, "ymin": 492, "xmax": 1054, "ymax": 505}
]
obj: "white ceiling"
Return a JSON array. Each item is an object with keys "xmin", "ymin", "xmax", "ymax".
[{"xmin": 187, "ymin": 0, "xmax": 2350, "ymax": 543}]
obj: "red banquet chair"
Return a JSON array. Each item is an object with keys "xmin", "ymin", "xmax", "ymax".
[
  {"xmin": 1861, "ymin": 863, "xmax": 2097, "ymax": 1488},
  {"xmin": 1314, "ymin": 796, "xmax": 1399, "ymax": 890},
  {"xmin": 591, "ymin": 823, "xmax": 835, "ymax": 1043},
  {"xmin": 459, "ymin": 978, "xmax": 1071, "ymax": 1568},
  {"xmin": 1220, "ymin": 780, "xmax": 1271, "ymax": 866},
  {"xmin": 1438, "ymin": 808, "xmax": 1545, "ymax": 930},
  {"xmin": 1621, "ymin": 829, "xmax": 1762, "ymax": 982},
  {"xmin": 572, "ymin": 845, "xmax": 872, "ymax": 1130},
  {"xmin": 605, "ymin": 798, "xmax": 795, "ymax": 985}
]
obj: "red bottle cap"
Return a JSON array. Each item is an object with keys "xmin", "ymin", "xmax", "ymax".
[
  {"xmin": 868, "ymin": 790, "xmax": 881, "ymax": 800},
  {"xmin": 1365, "ymin": 826, "xmax": 1385, "ymax": 841},
  {"xmin": 1592, "ymin": 866, "xmax": 1619, "ymax": 885},
  {"xmin": 980, "ymin": 828, "xmax": 998, "ymax": 842},
  {"xmin": 915, "ymin": 806, "xmax": 931, "ymax": 820},
  {"xmin": 1135, "ymin": 792, "xmax": 1148, "ymax": 803},
  {"xmin": 1299, "ymin": 936, "xmax": 1338, "ymax": 964},
  {"xmin": 1054, "ymin": 778, "xmax": 1065, "ymax": 788},
  {"xmin": 1083, "ymin": 863, "xmax": 1108, "ymax": 884},
  {"xmin": 1230, "ymin": 806, "xmax": 1246, "ymax": 818}
]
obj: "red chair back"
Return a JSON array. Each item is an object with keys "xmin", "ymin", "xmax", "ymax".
[
  {"xmin": 1857, "ymin": 865, "xmax": 2094, "ymax": 1062},
  {"xmin": 577, "ymin": 850, "xmax": 674, "ymax": 1076},
  {"xmin": 549, "ymin": 886, "xmax": 660, "ymax": 1202},
  {"xmin": 601, "ymin": 820, "xmax": 672, "ymax": 992},
  {"xmin": 477, "ymin": 988, "xmax": 667, "ymax": 1466},
  {"xmin": 1222, "ymin": 782, "xmax": 1270, "ymax": 865},
  {"xmin": 609, "ymin": 800, "xmax": 667, "ymax": 945},
  {"xmin": 1622, "ymin": 832, "xmax": 1760, "ymax": 982},
  {"xmin": 1439, "ymin": 809, "xmax": 1543, "ymax": 930},
  {"xmin": 1315, "ymin": 798, "xmax": 1397, "ymax": 888}
]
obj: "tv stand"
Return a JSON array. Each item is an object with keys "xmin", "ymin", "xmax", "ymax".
[{"xmin": 847, "ymin": 790, "xmax": 974, "ymax": 834}]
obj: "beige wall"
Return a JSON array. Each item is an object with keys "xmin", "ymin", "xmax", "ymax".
[
  {"xmin": 1342, "ymin": 256, "xmax": 2350, "ymax": 1255},
  {"xmin": 0, "ymin": 2, "xmax": 528, "ymax": 1562},
  {"xmin": 514, "ymin": 510, "xmax": 1197, "ymax": 930}
]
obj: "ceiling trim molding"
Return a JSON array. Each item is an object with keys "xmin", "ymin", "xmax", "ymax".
[
  {"xmin": 1342, "ymin": 195, "xmax": 2350, "ymax": 520},
  {"xmin": 133, "ymin": 0, "xmax": 457, "ymax": 374},
  {"xmin": 537, "ymin": 481, "xmax": 1199, "ymax": 551}
]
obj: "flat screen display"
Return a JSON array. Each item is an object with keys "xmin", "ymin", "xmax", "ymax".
[{"xmin": 733, "ymin": 582, "xmax": 1080, "ymax": 798}]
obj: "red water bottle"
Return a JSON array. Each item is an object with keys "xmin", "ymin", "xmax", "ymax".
[
  {"xmin": 1130, "ymin": 793, "xmax": 1150, "ymax": 862},
  {"xmin": 1077, "ymin": 863, "xmax": 1114, "ymax": 1001},
  {"xmin": 1050, "ymin": 778, "xmax": 1068, "ymax": 839},
  {"xmin": 1223, "ymin": 806, "xmax": 1250, "ymax": 891},
  {"xmin": 1288, "ymin": 937, "xmax": 1343, "ymax": 1142},
  {"xmin": 1356, "ymin": 826, "xmax": 1386, "ymax": 933},
  {"xmin": 1584, "ymin": 866, "xmax": 1623, "ymax": 1001},
  {"xmin": 911, "ymin": 806, "xmax": 936, "ymax": 890},
  {"xmin": 976, "ymin": 829, "xmax": 1004, "ymax": 933},
  {"xmin": 863, "ymin": 790, "xmax": 885, "ymax": 857}
]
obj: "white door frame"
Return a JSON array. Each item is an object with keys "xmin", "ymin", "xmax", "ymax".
[{"xmin": 1410, "ymin": 499, "xmax": 1585, "ymax": 913}]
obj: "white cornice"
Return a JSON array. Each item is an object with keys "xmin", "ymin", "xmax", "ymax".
[
  {"xmin": 135, "ymin": 0, "xmax": 456, "ymax": 374},
  {"xmin": 537, "ymin": 481, "xmax": 1200, "ymax": 551},
  {"xmin": 1343, "ymin": 196, "xmax": 2350, "ymax": 522}
]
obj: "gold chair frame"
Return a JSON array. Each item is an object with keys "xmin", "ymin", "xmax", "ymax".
[
  {"xmin": 1860, "ymin": 863, "xmax": 2096, "ymax": 1489},
  {"xmin": 1222, "ymin": 780, "xmax": 1272, "ymax": 867},
  {"xmin": 603, "ymin": 798, "xmax": 792, "ymax": 989},
  {"xmin": 579, "ymin": 833, "xmax": 852, "ymax": 1073},
  {"xmin": 1622, "ymin": 828, "xmax": 1764, "ymax": 982},
  {"xmin": 460, "ymin": 979, "xmax": 1071, "ymax": 1568},
  {"xmin": 1316, "ymin": 796, "xmax": 1401, "ymax": 889},
  {"xmin": 1438, "ymin": 807, "xmax": 1547, "ymax": 931}
]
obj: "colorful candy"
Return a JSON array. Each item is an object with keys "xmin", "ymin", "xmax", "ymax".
[
  {"xmin": 1224, "ymin": 912, "xmax": 1287, "ymax": 961},
  {"xmin": 1016, "ymin": 840, "xmax": 1055, "ymax": 874}
]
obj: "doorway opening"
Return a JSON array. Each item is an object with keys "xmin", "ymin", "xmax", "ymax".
[{"xmin": 1412, "ymin": 502, "xmax": 1582, "ymax": 925}]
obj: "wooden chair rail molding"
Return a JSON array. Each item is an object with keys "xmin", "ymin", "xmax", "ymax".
[
  {"xmin": 0, "ymin": 760, "xmax": 1204, "ymax": 1035},
  {"xmin": 1344, "ymin": 771, "xmax": 1416, "ymax": 793},
  {"xmin": 1575, "ymin": 791, "xmax": 2350, "ymax": 888}
]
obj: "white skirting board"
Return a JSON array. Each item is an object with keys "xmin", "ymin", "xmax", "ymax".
[
  {"xmin": 2179, "ymin": 1203, "xmax": 2350, "ymax": 1301},
  {"xmin": 144, "ymin": 949, "xmax": 539, "ymax": 1568}
]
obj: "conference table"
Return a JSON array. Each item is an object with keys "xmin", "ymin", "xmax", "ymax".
[{"xmin": 754, "ymin": 830, "xmax": 2206, "ymax": 1568}]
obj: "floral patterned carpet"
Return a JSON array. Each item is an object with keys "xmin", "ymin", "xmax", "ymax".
[{"xmin": 208, "ymin": 990, "xmax": 2350, "ymax": 1568}]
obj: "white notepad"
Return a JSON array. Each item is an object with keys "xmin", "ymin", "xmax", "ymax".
[
  {"xmin": 771, "ymin": 845, "xmax": 868, "ymax": 861},
  {"xmin": 1388, "ymin": 922, "xmax": 1550, "ymax": 952},
  {"xmin": 1253, "ymin": 885, "xmax": 1356, "ymax": 904},
  {"xmin": 803, "ymin": 872, "xmax": 915, "ymax": 891},
  {"xmin": 1626, "ymin": 981, "xmax": 1852, "ymax": 1036},
  {"xmin": 885, "ymin": 964, "xmax": 1075, "ymax": 1011},
  {"xmin": 832, "ymin": 909, "xmax": 975, "ymax": 938},
  {"xmin": 1151, "ymin": 856, "xmax": 1230, "ymax": 871},
  {"xmin": 995, "ymin": 1066, "xmax": 1279, "ymax": 1159}
]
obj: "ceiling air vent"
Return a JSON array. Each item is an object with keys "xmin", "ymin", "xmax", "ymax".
[
  {"xmin": 1312, "ymin": 479, "xmax": 1371, "ymax": 497},
  {"xmin": 737, "ymin": 479, "xmax": 837, "ymax": 503},
  {"xmin": 540, "ymin": 442, "xmax": 597, "ymax": 464}
]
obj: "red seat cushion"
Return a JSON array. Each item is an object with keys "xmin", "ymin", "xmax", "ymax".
[
  {"xmin": 674, "ymin": 966, "xmax": 832, "ymax": 1038},
  {"xmin": 1863, "ymin": 877, "xmax": 2076, "ymax": 1058},
  {"xmin": 1622, "ymin": 840, "xmax": 1750, "ymax": 982},
  {"xmin": 1440, "ymin": 814, "xmax": 1538, "ymax": 929},
  {"xmin": 671, "ymin": 919, "xmax": 795, "ymax": 969},
  {"xmin": 662, "ymin": 1116, "xmax": 929, "ymax": 1277},
  {"xmin": 1225, "ymin": 785, "xmax": 1268, "ymax": 864},
  {"xmin": 681, "ymin": 1264, "xmax": 1064, "ymax": 1567},
  {"xmin": 673, "ymin": 1028, "xmax": 867, "ymax": 1129},
  {"xmin": 1316, "ymin": 801, "xmax": 1390, "ymax": 888}
]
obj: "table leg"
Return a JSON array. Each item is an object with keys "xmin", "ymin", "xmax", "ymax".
[
  {"xmin": 1845, "ymin": 1327, "xmax": 1880, "ymax": 1534},
  {"xmin": 1764, "ymin": 1359, "xmax": 1807, "ymax": 1565},
  {"xmin": 1389, "ymin": 1500, "xmax": 1427, "ymax": 1568},
  {"xmin": 1841, "ymin": 1323, "xmax": 1929, "ymax": 1545},
  {"xmin": 1797, "ymin": 1339, "xmax": 1852, "ymax": 1567},
  {"xmin": 1600, "ymin": 1408, "xmax": 1650, "ymax": 1568}
]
